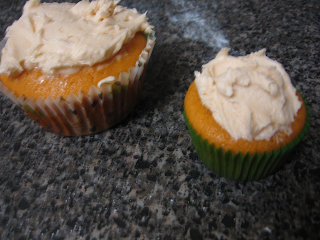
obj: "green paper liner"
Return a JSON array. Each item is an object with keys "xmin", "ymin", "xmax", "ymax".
[
  {"xmin": 183, "ymin": 97, "xmax": 310, "ymax": 181},
  {"xmin": 0, "ymin": 31, "xmax": 155, "ymax": 136}
]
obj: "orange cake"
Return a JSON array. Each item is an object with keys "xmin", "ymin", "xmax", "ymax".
[
  {"xmin": 184, "ymin": 48, "xmax": 309, "ymax": 181},
  {"xmin": 184, "ymin": 81, "xmax": 307, "ymax": 155},
  {"xmin": 0, "ymin": 0, "xmax": 156, "ymax": 136},
  {"xmin": 0, "ymin": 32, "xmax": 147, "ymax": 100}
]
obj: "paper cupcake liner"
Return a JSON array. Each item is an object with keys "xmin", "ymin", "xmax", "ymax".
[
  {"xmin": 183, "ymin": 97, "xmax": 310, "ymax": 181},
  {"xmin": 0, "ymin": 31, "xmax": 155, "ymax": 136}
]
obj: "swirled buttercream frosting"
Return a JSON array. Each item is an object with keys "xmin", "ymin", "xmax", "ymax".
[
  {"xmin": 195, "ymin": 48, "xmax": 302, "ymax": 141},
  {"xmin": 0, "ymin": 0, "xmax": 152, "ymax": 76}
]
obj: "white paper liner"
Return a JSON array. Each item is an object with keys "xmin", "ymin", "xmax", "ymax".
[{"xmin": 0, "ymin": 31, "xmax": 155, "ymax": 136}]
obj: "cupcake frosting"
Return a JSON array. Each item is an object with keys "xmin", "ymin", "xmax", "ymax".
[
  {"xmin": 195, "ymin": 48, "xmax": 302, "ymax": 141},
  {"xmin": 0, "ymin": 0, "xmax": 152, "ymax": 76}
]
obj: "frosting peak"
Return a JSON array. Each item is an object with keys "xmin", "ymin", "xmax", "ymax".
[
  {"xmin": 195, "ymin": 48, "xmax": 302, "ymax": 141},
  {"xmin": 0, "ymin": 0, "xmax": 152, "ymax": 76},
  {"xmin": 71, "ymin": 0, "xmax": 119, "ymax": 22}
]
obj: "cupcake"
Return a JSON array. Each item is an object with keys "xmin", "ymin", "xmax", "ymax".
[
  {"xmin": 184, "ymin": 48, "xmax": 309, "ymax": 181},
  {"xmin": 0, "ymin": 0, "xmax": 155, "ymax": 136}
]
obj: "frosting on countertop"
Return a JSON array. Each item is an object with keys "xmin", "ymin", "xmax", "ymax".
[
  {"xmin": 195, "ymin": 48, "xmax": 302, "ymax": 141},
  {"xmin": 0, "ymin": 0, "xmax": 152, "ymax": 76}
]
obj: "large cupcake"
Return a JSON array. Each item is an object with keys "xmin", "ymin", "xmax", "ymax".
[
  {"xmin": 184, "ymin": 48, "xmax": 309, "ymax": 181},
  {"xmin": 0, "ymin": 0, "xmax": 155, "ymax": 136}
]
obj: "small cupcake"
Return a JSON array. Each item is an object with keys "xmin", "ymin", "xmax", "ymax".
[
  {"xmin": 184, "ymin": 48, "xmax": 309, "ymax": 181},
  {"xmin": 0, "ymin": 0, "xmax": 155, "ymax": 136}
]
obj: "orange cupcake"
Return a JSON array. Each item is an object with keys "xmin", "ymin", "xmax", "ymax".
[
  {"xmin": 184, "ymin": 48, "xmax": 309, "ymax": 181},
  {"xmin": 0, "ymin": 0, "xmax": 155, "ymax": 136}
]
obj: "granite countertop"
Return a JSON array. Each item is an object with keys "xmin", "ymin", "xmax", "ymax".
[{"xmin": 0, "ymin": 0, "xmax": 319, "ymax": 239}]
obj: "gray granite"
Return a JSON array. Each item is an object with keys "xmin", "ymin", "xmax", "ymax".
[{"xmin": 0, "ymin": 0, "xmax": 319, "ymax": 239}]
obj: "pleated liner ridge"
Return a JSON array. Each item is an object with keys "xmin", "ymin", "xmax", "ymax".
[
  {"xmin": 0, "ymin": 31, "xmax": 155, "ymax": 136},
  {"xmin": 183, "ymin": 100, "xmax": 310, "ymax": 181}
]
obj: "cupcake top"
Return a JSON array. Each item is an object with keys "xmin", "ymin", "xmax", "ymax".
[
  {"xmin": 0, "ymin": 0, "xmax": 152, "ymax": 77},
  {"xmin": 195, "ymin": 48, "xmax": 302, "ymax": 141}
]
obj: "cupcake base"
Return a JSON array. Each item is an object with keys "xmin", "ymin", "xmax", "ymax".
[
  {"xmin": 0, "ymin": 31, "xmax": 155, "ymax": 136},
  {"xmin": 183, "ymin": 101, "xmax": 310, "ymax": 181}
]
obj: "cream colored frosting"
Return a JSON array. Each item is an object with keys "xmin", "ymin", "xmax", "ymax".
[
  {"xmin": 0, "ymin": 0, "xmax": 152, "ymax": 77},
  {"xmin": 195, "ymin": 48, "xmax": 302, "ymax": 141}
]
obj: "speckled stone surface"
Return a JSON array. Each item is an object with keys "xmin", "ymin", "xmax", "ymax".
[{"xmin": 0, "ymin": 0, "xmax": 319, "ymax": 239}]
